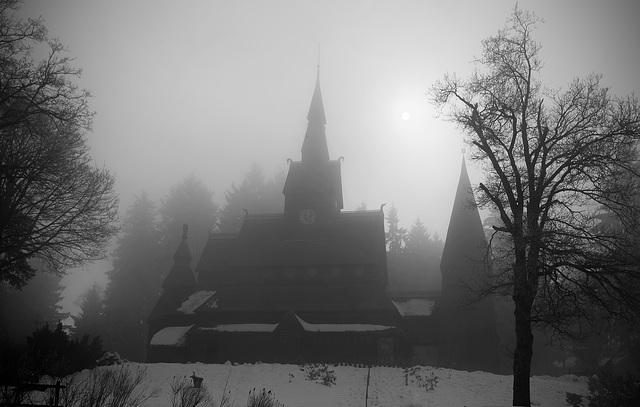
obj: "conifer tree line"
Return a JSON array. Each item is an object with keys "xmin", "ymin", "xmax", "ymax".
[
  {"xmin": 384, "ymin": 203, "xmax": 445, "ymax": 293},
  {"xmin": 77, "ymin": 164, "xmax": 285, "ymax": 361},
  {"xmin": 384, "ymin": 202, "xmax": 444, "ymax": 256},
  {"xmin": 75, "ymin": 171, "xmax": 447, "ymax": 361}
]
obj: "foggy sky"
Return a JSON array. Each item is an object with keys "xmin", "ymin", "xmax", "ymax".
[{"xmin": 17, "ymin": 0, "xmax": 640, "ymax": 315}]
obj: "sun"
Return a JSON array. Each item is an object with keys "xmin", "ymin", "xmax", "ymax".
[{"xmin": 401, "ymin": 111, "xmax": 410, "ymax": 121}]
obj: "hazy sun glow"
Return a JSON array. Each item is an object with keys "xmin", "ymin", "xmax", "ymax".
[{"xmin": 401, "ymin": 111, "xmax": 410, "ymax": 121}]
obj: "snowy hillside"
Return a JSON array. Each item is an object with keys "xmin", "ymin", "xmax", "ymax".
[{"xmin": 106, "ymin": 362, "xmax": 588, "ymax": 407}]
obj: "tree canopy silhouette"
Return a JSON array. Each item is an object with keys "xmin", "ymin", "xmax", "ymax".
[
  {"xmin": 0, "ymin": 0, "xmax": 118, "ymax": 287},
  {"xmin": 103, "ymin": 193, "xmax": 162, "ymax": 361},
  {"xmin": 431, "ymin": 7, "xmax": 640, "ymax": 406}
]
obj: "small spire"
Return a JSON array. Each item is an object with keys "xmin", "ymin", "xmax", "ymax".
[
  {"xmin": 182, "ymin": 223, "xmax": 188, "ymax": 239},
  {"xmin": 301, "ymin": 60, "xmax": 329, "ymax": 164},
  {"xmin": 316, "ymin": 43, "xmax": 321, "ymax": 78},
  {"xmin": 307, "ymin": 67, "xmax": 326, "ymax": 125}
]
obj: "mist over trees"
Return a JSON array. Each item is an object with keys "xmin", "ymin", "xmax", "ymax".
[
  {"xmin": 385, "ymin": 204, "xmax": 443, "ymax": 293},
  {"xmin": 0, "ymin": 0, "xmax": 118, "ymax": 288},
  {"xmin": 431, "ymin": 7, "xmax": 640, "ymax": 406},
  {"xmin": 159, "ymin": 174, "xmax": 219, "ymax": 265},
  {"xmin": 218, "ymin": 163, "xmax": 285, "ymax": 232},
  {"xmin": 96, "ymin": 167, "xmax": 284, "ymax": 359},
  {"xmin": 101, "ymin": 193, "xmax": 163, "ymax": 361}
]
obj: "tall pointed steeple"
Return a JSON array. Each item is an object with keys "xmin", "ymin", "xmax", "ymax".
[
  {"xmin": 282, "ymin": 65, "xmax": 344, "ymax": 229},
  {"xmin": 441, "ymin": 157, "xmax": 486, "ymax": 275},
  {"xmin": 438, "ymin": 157, "xmax": 500, "ymax": 373},
  {"xmin": 301, "ymin": 66, "xmax": 330, "ymax": 164}
]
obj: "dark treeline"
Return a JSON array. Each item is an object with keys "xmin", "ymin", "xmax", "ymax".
[
  {"xmin": 97, "ymin": 163, "xmax": 285, "ymax": 361},
  {"xmin": 384, "ymin": 202, "xmax": 444, "ymax": 293}
]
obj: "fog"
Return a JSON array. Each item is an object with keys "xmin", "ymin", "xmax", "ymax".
[{"xmin": 17, "ymin": 0, "xmax": 640, "ymax": 314}]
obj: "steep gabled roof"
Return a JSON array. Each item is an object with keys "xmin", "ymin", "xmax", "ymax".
[
  {"xmin": 229, "ymin": 210, "xmax": 384, "ymax": 267},
  {"xmin": 162, "ymin": 224, "xmax": 196, "ymax": 289},
  {"xmin": 194, "ymin": 233, "xmax": 238, "ymax": 288}
]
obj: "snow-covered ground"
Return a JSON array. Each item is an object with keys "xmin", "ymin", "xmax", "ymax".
[{"xmin": 105, "ymin": 362, "xmax": 588, "ymax": 407}]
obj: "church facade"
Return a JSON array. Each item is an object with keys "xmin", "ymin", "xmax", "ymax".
[{"xmin": 147, "ymin": 71, "xmax": 499, "ymax": 371}]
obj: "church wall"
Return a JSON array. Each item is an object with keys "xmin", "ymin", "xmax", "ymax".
[
  {"xmin": 147, "ymin": 346, "xmax": 190, "ymax": 363},
  {"xmin": 190, "ymin": 332, "xmax": 277, "ymax": 364}
]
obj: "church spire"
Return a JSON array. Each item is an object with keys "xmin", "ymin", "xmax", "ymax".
[
  {"xmin": 301, "ymin": 65, "xmax": 329, "ymax": 164},
  {"xmin": 438, "ymin": 157, "xmax": 500, "ymax": 373},
  {"xmin": 441, "ymin": 156, "xmax": 486, "ymax": 275}
]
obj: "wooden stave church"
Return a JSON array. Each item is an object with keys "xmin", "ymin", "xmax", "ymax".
[{"xmin": 147, "ymin": 70, "xmax": 499, "ymax": 371}]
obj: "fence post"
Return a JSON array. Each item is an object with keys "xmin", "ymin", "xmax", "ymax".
[
  {"xmin": 54, "ymin": 380, "xmax": 61, "ymax": 407},
  {"xmin": 364, "ymin": 366, "xmax": 371, "ymax": 407}
]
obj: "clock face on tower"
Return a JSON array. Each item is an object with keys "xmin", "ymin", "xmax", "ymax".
[{"xmin": 299, "ymin": 208, "xmax": 316, "ymax": 225}]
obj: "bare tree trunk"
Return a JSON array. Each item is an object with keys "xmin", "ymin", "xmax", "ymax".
[{"xmin": 512, "ymin": 295, "xmax": 534, "ymax": 407}]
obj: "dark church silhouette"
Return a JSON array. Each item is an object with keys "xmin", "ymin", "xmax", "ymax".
[{"xmin": 147, "ymin": 70, "xmax": 499, "ymax": 371}]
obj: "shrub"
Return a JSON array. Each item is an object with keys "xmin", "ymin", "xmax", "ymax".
[
  {"xmin": 587, "ymin": 370, "xmax": 640, "ymax": 407},
  {"xmin": 168, "ymin": 375, "xmax": 213, "ymax": 407},
  {"xmin": 24, "ymin": 322, "xmax": 104, "ymax": 377},
  {"xmin": 403, "ymin": 366, "xmax": 439, "ymax": 391},
  {"xmin": 302, "ymin": 363, "xmax": 336, "ymax": 387},
  {"xmin": 246, "ymin": 388, "xmax": 283, "ymax": 407},
  {"xmin": 423, "ymin": 371, "xmax": 438, "ymax": 392},
  {"xmin": 566, "ymin": 392, "xmax": 584, "ymax": 407},
  {"xmin": 55, "ymin": 365, "xmax": 159, "ymax": 407},
  {"xmin": 0, "ymin": 344, "xmax": 37, "ymax": 405}
]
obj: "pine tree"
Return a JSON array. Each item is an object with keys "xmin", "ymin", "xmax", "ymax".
[
  {"xmin": 405, "ymin": 218, "xmax": 430, "ymax": 254},
  {"xmin": 0, "ymin": 264, "xmax": 63, "ymax": 346},
  {"xmin": 159, "ymin": 175, "xmax": 218, "ymax": 264},
  {"xmin": 385, "ymin": 203, "xmax": 406, "ymax": 254},
  {"xmin": 70, "ymin": 283, "xmax": 104, "ymax": 341},
  {"xmin": 102, "ymin": 193, "xmax": 163, "ymax": 361},
  {"xmin": 218, "ymin": 163, "xmax": 285, "ymax": 232},
  {"xmin": 355, "ymin": 201, "xmax": 368, "ymax": 211}
]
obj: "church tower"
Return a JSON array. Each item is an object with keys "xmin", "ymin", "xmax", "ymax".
[
  {"xmin": 147, "ymin": 68, "xmax": 399, "ymax": 365},
  {"xmin": 282, "ymin": 68, "xmax": 343, "ymax": 235},
  {"xmin": 438, "ymin": 158, "xmax": 500, "ymax": 373}
]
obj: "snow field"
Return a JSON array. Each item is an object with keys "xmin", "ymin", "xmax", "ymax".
[{"xmin": 122, "ymin": 362, "xmax": 588, "ymax": 407}]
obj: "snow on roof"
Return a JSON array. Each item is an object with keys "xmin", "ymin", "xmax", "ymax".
[
  {"xmin": 177, "ymin": 290, "xmax": 216, "ymax": 314},
  {"xmin": 392, "ymin": 298, "xmax": 435, "ymax": 317},
  {"xmin": 150, "ymin": 324, "xmax": 194, "ymax": 347},
  {"xmin": 295, "ymin": 315, "xmax": 395, "ymax": 332},
  {"xmin": 199, "ymin": 324, "xmax": 278, "ymax": 333}
]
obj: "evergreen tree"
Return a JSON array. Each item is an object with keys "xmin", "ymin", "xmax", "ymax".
[
  {"xmin": 21, "ymin": 321, "xmax": 103, "ymax": 378},
  {"xmin": 355, "ymin": 201, "xmax": 368, "ymax": 211},
  {"xmin": 70, "ymin": 283, "xmax": 104, "ymax": 341},
  {"xmin": 218, "ymin": 163, "xmax": 285, "ymax": 232},
  {"xmin": 159, "ymin": 175, "xmax": 218, "ymax": 264},
  {"xmin": 102, "ymin": 193, "xmax": 163, "ymax": 361},
  {"xmin": 385, "ymin": 203, "xmax": 406, "ymax": 254},
  {"xmin": 0, "ymin": 265, "xmax": 63, "ymax": 345},
  {"xmin": 405, "ymin": 218, "xmax": 430, "ymax": 254},
  {"xmin": 387, "ymin": 216, "xmax": 444, "ymax": 293}
]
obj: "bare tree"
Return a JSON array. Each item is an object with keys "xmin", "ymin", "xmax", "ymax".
[
  {"xmin": 0, "ymin": 0, "xmax": 118, "ymax": 287},
  {"xmin": 430, "ymin": 7, "xmax": 640, "ymax": 406}
]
